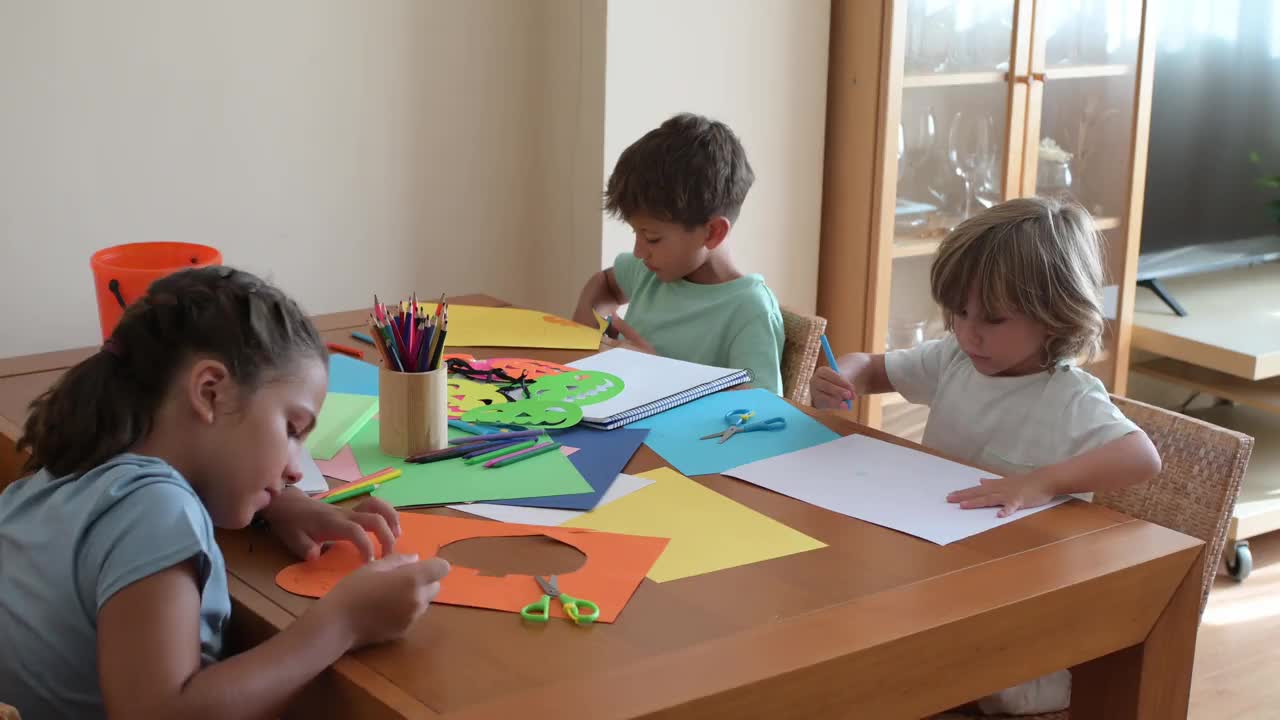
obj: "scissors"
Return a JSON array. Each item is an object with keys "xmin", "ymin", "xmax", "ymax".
[
  {"xmin": 520, "ymin": 575, "xmax": 600, "ymax": 626},
  {"xmin": 699, "ymin": 408, "xmax": 787, "ymax": 444}
]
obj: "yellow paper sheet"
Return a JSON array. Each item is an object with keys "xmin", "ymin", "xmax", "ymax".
[
  {"xmin": 417, "ymin": 304, "xmax": 604, "ymax": 350},
  {"xmin": 562, "ymin": 467, "xmax": 826, "ymax": 582}
]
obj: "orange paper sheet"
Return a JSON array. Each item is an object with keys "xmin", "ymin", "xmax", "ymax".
[{"xmin": 275, "ymin": 513, "xmax": 668, "ymax": 623}]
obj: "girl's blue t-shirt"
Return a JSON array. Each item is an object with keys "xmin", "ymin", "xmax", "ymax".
[{"xmin": 0, "ymin": 453, "xmax": 228, "ymax": 719}]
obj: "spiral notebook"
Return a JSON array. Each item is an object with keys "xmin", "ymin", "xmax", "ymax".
[{"xmin": 568, "ymin": 349, "xmax": 751, "ymax": 429}]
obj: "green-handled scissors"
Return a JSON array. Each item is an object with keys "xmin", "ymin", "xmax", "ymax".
[
  {"xmin": 520, "ymin": 575, "xmax": 600, "ymax": 625},
  {"xmin": 699, "ymin": 408, "xmax": 787, "ymax": 444}
]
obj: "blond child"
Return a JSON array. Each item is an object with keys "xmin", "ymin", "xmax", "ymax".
[
  {"xmin": 812, "ymin": 197, "xmax": 1161, "ymax": 714},
  {"xmin": 572, "ymin": 113, "xmax": 785, "ymax": 394}
]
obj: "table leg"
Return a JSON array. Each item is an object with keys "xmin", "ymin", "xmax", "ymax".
[{"xmin": 1071, "ymin": 548, "xmax": 1202, "ymax": 718}]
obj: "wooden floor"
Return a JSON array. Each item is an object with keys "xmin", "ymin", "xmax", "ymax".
[{"xmin": 1190, "ymin": 531, "xmax": 1280, "ymax": 719}]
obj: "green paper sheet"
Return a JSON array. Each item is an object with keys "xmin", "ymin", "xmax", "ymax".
[
  {"xmin": 306, "ymin": 393, "xmax": 379, "ymax": 461},
  {"xmin": 350, "ymin": 423, "xmax": 593, "ymax": 508}
]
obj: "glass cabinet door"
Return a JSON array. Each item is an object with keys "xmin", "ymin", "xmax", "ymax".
[
  {"xmin": 881, "ymin": 0, "xmax": 1023, "ymax": 433},
  {"xmin": 1025, "ymin": 0, "xmax": 1147, "ymax": 388},
  {"xmin": 894, "ymin": 0, "xmax": 1020, "ymax": 260}
]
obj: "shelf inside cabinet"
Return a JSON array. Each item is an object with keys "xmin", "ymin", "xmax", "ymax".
[
  {"xmin": 894, "ymin": 218, "xmax": 1120, "ymax": 260},
  {"xmin": 892, "ymin": 238, "xmax": 942, "ymax": 258},
  {"xmin": 902, "ymin": 71, "xmax": 1007, "ymax": 89},
  {"xmin": 1043, "ymin": 64, "xmax": 1131, "ymax": 81}
]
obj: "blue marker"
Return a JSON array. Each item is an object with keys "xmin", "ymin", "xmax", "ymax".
[{"xmin": 819, "ymin": 334, "xmax": 852, "ymax": 410}]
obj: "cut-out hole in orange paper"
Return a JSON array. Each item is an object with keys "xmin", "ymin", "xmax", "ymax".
[
  {"xmin": 437, "ymin": 535, "xmax": 586, "ymax": 578},
  {"xmin": 275, "ymin": 513, "xmax": 668, "ymax": 623}
]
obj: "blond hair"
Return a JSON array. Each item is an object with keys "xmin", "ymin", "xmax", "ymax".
[{"xmin": 930, "ymin": 197, "xmax": 1106, "ymax": 365}]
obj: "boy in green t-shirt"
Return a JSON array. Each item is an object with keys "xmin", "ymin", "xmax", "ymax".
[{"xmin": 572, "ymin": 113, "xmax": 785, "ymax": 395}]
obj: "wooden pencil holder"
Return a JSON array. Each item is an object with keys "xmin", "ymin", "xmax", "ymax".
[{"xmin": 378, "ymin": 366, "xmax": 448, "ymax": 458}]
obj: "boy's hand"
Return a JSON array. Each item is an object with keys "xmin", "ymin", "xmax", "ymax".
[
  {"xmin": 599, "ymin": 316, "xmax": 655, "ymax": 354},
  {"xmin": 261, "ymin": 489, "xmax": 401, "ymax": 562},
  {"xmin": 316, "ymin": 554, "xmax": 450, "ymax": 649},
  {"xmin": 811, "ymin": 366, "xmax": 856, "ymax": 409},
  {"xmin": 946, "ymin": 472, "xmax": 1059, "ymax": 518}
]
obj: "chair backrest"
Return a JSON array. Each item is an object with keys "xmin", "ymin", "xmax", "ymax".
[
  {"xmin": 780, "ymin": 308, "xmax": 827, "ymax": 405},
  {"xmin": 1097, "ymin": 395, "xmax": 1253, "ymax": 616}
]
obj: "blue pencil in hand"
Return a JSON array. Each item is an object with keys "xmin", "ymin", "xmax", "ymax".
[{"xmin": 819, "ymin": 334, "xmax": 852, "ymax": 410}]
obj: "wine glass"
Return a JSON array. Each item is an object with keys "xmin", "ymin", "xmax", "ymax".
[
  {"xmin": 948, "ymin": 111, "xmax": 994, "ymax": 219},
  {"xmin": 898, "ymin": 107, "xmax": 938, "ymax": 194}
]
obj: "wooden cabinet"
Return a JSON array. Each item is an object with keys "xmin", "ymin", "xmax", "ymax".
[{"xmin": 818, "ymin": 0, "xmax": 1156, "ymax": 430}]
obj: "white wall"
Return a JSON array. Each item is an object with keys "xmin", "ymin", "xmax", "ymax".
[
  {"xmin": 601, "ymin": 0, "xmax": 830, "ymax": 313},
  {"xmin": 0, "ymin": 0, "xmax": 606, "ymax": 356},
  {"xmin": 0, "ymin": 0, "xmax": 828, "ymax": 356}
]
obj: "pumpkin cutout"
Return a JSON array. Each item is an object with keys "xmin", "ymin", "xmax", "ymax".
[
  {"xmin": 528, "ymin": 370, "xmax": 625, "ymax": 407},
  {"xmin": 461, "ymin": 399, "xmax": 584, "ymax": 429},
  {"xmin": 444, "ymin": 353, "xmax": 574, "ymax": 381},
  {"xmin": 487, "ymin": 357, "xmax": 576, "ymax": 380},
  {"xmin": 446, "ymin": 377, "xmax": 510, "ymax": 419}
]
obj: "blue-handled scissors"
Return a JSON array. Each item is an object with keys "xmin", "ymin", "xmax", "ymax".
[{"xmin": 699, "ymin": 408, "xmax": 787, "ymax": 444}]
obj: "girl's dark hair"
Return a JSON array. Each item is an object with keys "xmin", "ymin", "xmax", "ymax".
[{"xmin": 18, "ymin": 266, "xmax": 326, "ymax": 477}]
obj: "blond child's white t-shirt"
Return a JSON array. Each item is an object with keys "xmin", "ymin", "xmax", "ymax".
[
  {"xmin": 885, "ymin": 334, "xmax": 1140, "ymax": 498},
  {"xmin": 884, "ymin": 335, "xmax": 1144, "ymax": 715}
]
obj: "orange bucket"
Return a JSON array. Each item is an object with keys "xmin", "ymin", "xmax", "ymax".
[{"xmin": 90, "ymin": 242, "xmax": 223, "ymax": 339}]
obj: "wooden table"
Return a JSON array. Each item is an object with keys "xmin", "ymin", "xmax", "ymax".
[
  {"xmin": 1131, "ymin": 262, "xmax": 1280, "ymax": 580},
  {"xmin": 0, "ymin": 296, "xmax": 1204, "ymax": 719}
]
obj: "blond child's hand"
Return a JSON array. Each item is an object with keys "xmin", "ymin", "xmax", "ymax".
[
  {"xmin": 811, "ymin": 366, "xmax": 856, "ymax": 409},
  {"xmin": 599, "ymin": 316, "xmax": 656, "ymax": 354},
  {"xmin": 261, "ymin": 489, "xmax": 401, "ymax": 562},
  {"xmin": 316, "ymin": 554, "xmax": 450, "ymax": 649},
  {"xmin": 946, "ymin": 472, "xmax": 1059, "ymax": 518}
]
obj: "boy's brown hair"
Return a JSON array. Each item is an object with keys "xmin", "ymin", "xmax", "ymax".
[
  {"xmin": 604, "ymin": 113, "xmax": 755, "ymax": 228},
  {"xmin": 930, "ymin": 197, "xmax": 1107, "ymax": 365}
]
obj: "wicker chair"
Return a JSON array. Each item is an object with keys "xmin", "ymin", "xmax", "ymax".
[
  {"xmin": 933, "ymin": 395, "xmax": 1253, "ymax": 720},
  {"xmin": 780, "ymin": 308, "xmax": 827, "ymax": 405}
]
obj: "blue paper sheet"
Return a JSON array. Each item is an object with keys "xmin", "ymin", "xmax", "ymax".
[
  {"xmin": 628, "ymin": 388, "xmax": 840, "ymax": 477},
  {"xmin": 328, "ymin": 354, "xmax": 379, "ymax": 396},
  {"xmin": 483, "ymin": 427, "xmax": 649, "ymax": 510}
]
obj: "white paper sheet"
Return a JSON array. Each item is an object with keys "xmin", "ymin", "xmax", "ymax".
[
  {"xmin": 567, "ymin": 348, "xmax": 745, "ymax": 423},
  {"xmin": 723, "ymin": 434, "xmax": 1068, "ymax": 545},
  {"xmin": 448, "ymin": 473, "xmax": 654, "ymax": 526},
  {"xmin": 296, "ymin": 451, "xmax": 330, "ymax": 494}
]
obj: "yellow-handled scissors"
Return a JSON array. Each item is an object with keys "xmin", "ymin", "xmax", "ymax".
[{"xmin": 520, "ymin": 575, "xmax": 600, "ymax": 625}]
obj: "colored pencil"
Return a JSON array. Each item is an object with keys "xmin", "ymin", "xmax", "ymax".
[
  {"xmin": 322, "ymin": 482, "xmax": 378, "ymax": 504},
  {"xmin": 314, "ymin": 467, "xmax": 400, "ymax": 499},
  {"xmin": 449, "ymin": 429, "xmax": 543, "ymax": 445},
  {"xmin": 351, "ymin": 331, "xmax": 376, "ymax": 346},
  {"xmin": 448, "ymin": 419, "xmax": 494, "ymax": 435},
  {"xmin": 464, "ymin": 438, "xmax": 539, "ymax": 465},
  {"xmin": 460, "ymin": 437, "xmax": 527, "ymax": 458},
  {"xmin": 428, "ymin": 317, "xmax": 448, "ymax": 371},
  {"xmin": 326, "ymin": 342, "xmax": 364, "ymax": 360},
  {"xmin": 406, "ymin": 444, "xmax": 479, "ymax": 464},
  {"xmin": 484, "ymin": 441, "xmax": 561, "ymax": 469}
]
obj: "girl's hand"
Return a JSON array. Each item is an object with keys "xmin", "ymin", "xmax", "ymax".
[
  {"xmin": 261, "ymin": 489, "xmax": 401, "ymax": 562},
  {"xmin": 946, "ymin": 472, "xmax": 1059, "ymax": 518},
  {"xmin": 316, "ymin": 554, "xmax": 451, "ymax": 649},
  {"xmin": 599, "ymin": 316, "xmax": 656, "ymax": 354},
  {"xmin": 811, "ymin": 366, "xmax": 856, "ymax": 409}
]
